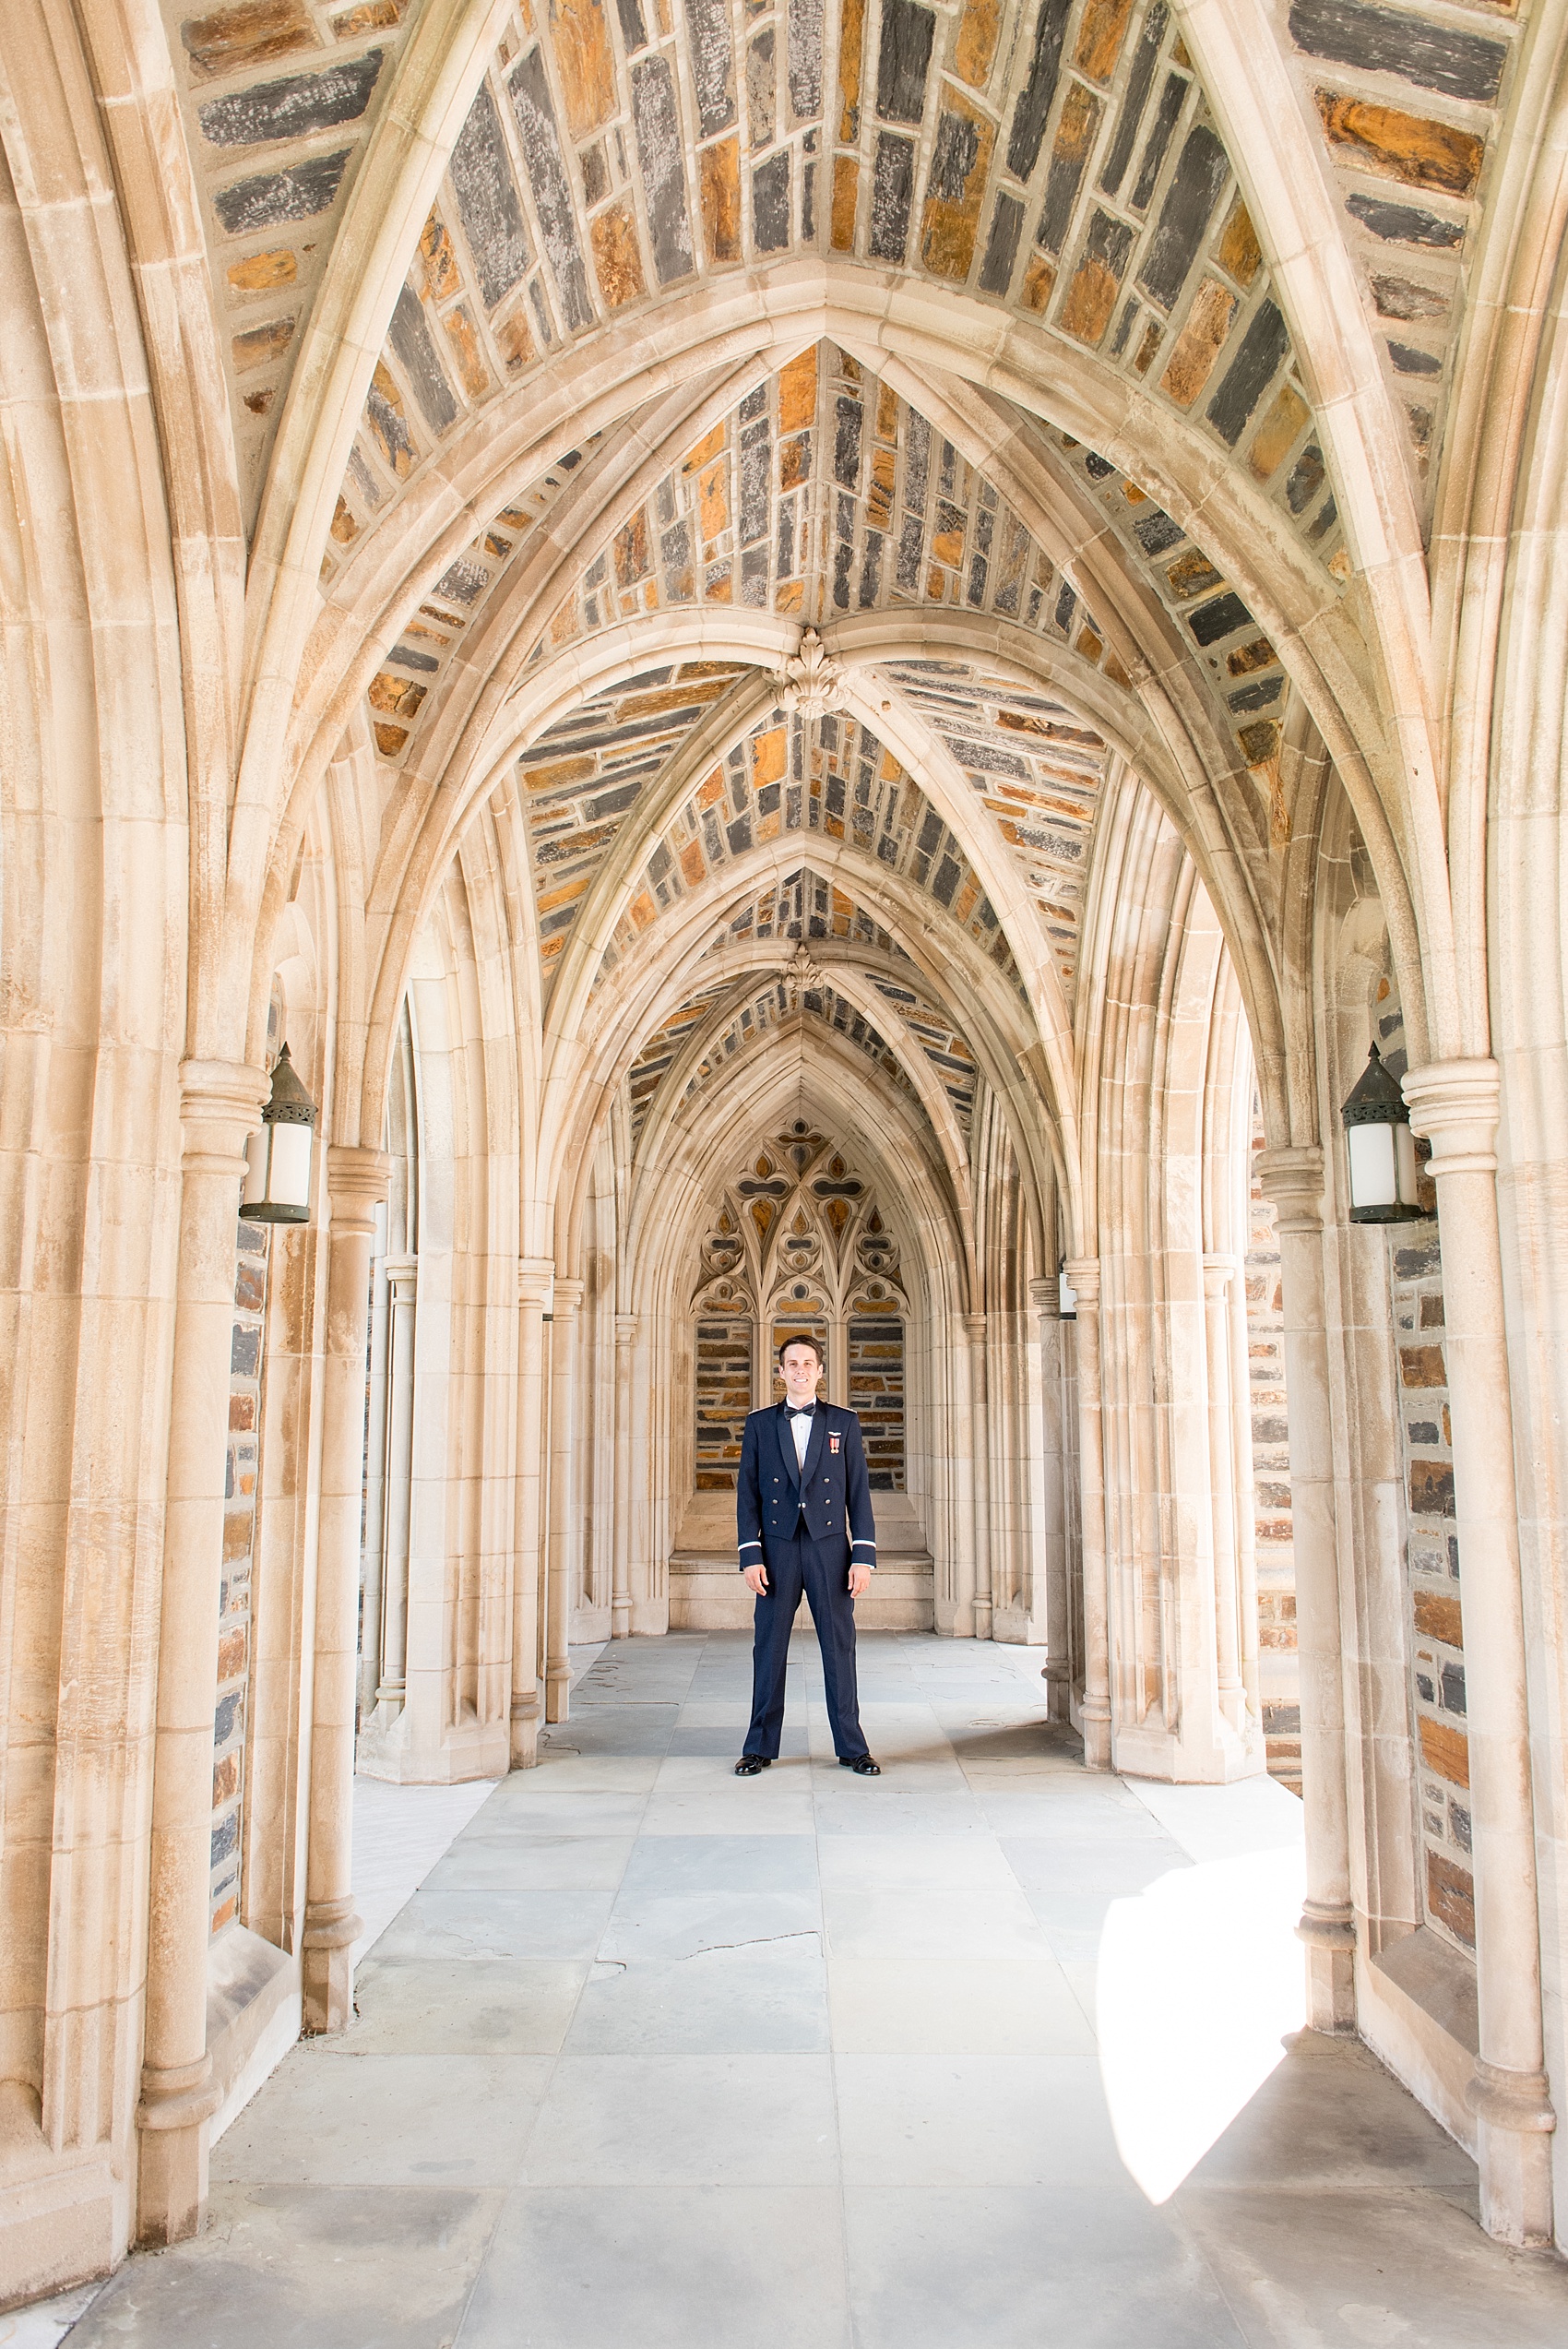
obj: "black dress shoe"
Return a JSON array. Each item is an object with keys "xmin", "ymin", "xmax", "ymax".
[
  {"xmin": 838, "ymin": 1755, "xmax": 881, "ymax": 1775},
  {"xmin": 734, "ymin": 1754, "xmax": 771, "ymax": 1775}
]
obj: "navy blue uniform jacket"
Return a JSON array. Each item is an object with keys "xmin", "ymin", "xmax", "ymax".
[{"xmin": 737, "ymin": 1401, "xmax": 878, "ymax": 1573}]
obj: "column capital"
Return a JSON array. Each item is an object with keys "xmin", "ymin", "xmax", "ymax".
[
  {"xmin": 1403, "ymin": 1057, "xmax": 1500, "ymax": 1173},
  {"xmin": 1063, "ymin": 1255, "xmax": 1099, "ymax": 1307},
  {"xmin": 384, "ymin": 1253, "xmax": 417, "ymax": 1302},
  {"xmin": 615, "ymin": 1311, "xmax": 639, "ymax": 1344},
  {"xmin": 552, "ymin": 1276, "xmax": 586, "ymax": 1317},
  {"xmin": 327, "ymin": 1144, "xmax": 391, "ymax": 1237},
  {"xmin": 1028, "ymin": 1276, "xmax": 1058, "ymax": 1318},
  {"xmin": 178, "ymin": 1057, "xmax": 268, "ymax": 1172},
  {"xmin": 1253, "ymin": 1144, "xmax": 1325, "ymax": 1229},
  {"xmin": 1203, "ymin": 1252, "xmax": 1239, "ymax": 1299},
  {"xmin": 518, "ymin": 1255, "xmax": 555, "ymax": 1312},
  {"xmin": 963, "ymin": 1311, "xmax": 987, "ymax": 1342}
]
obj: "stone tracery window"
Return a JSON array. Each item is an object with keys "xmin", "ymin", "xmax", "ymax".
[{"xmin": 690, "ymin": 1124, "xmax": 907, "ymax": 1489}]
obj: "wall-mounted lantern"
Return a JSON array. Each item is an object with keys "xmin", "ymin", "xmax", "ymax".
[
  {"xmin": 241, "ymin": 1043, "xmax": 317, "ymax": 1224},
  {"xmin": 1341, "ymin": 1040, "xmax": 1427, "ymax": 1223}
]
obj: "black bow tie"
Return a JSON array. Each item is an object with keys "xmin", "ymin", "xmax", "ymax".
[{"xmin": 788, "ymin": 1405, "xmax": 815, "ymax": 1419}]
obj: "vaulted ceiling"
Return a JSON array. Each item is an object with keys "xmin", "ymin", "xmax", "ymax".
[{"xmin": 148, "ymin": 0, "xmax": 1526, "ymax": 1201}]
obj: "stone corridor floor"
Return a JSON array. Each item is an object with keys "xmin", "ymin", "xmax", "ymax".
[{"xmin": 66, "ymin": 1632, "xmax": 1568, "ymax": 2348}]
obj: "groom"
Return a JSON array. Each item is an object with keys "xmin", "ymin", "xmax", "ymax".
[{"xmin": 734, "ymin": 1334, "xmax": 881, "ymax": 1776}]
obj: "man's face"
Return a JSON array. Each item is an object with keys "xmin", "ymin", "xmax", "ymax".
[{"xmin": 779, "ymin": 1343, "xmax": 821, "ymax": 1405}]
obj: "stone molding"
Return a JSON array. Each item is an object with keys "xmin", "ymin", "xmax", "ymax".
[
  {"xmin": 177, "ymin": 1058, "xmax": 268, "ymax": 1173},
  {"xmin": 552, "ymin": 1276, "xmax": 586, "ymax": 1318},
  {"xmin": 1466, "ymin": 2057, "xmax": 1557, "ymax": 2135},
  {"xmin": 1063, "ymin": 1256, "xmax": 1100, "ymax": 1307},
  {"xmin": 326, "ymin": 1143, "xmax": 391, "ymax": 1238},
  {"xmin": 1253, "ymin": 1144, "xmax": 1326, "ymax": 1231},
  {"xmin": 517, "ymin": 1254, "xmax": 555, "ymax": 1312},
  {"xmin": 1403, "ymin": 1058, "xmax": 1501, "ymax": 1176}
]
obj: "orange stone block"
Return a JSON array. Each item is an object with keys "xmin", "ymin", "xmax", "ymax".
[
  {"xmin": 831, "ymin": 155, "xmax": 859, "ymax": 252},
  {"xmin": 752, "ymin": 726, "xmax": 787, "ymax": 785},
  {"xmin": 1249, "ymin": 383, "xmax": 1308, "ymax": 482},
  {"xmin": 1418, "ymin": 1712, "xmax": 1469, "ymax": 1788},
  {"xmin": 592, "ymin": 203, "xmax": 647, "ymax": 308},
  {"xmin": 420, "ymin": 212, "xmax": 462, "ymax": 303},
  {"xmin": 701, "ymin": 138, "xmax": 742, "ymax": 265},
  {"xmin": 1020, "ymin": 254, "xmax": 1058, "ymax": 315},
  {"xmin": 181, "ymin": 0, "xmax": 315, "ymax": 80},
  {"xmin": 493, "ymin": 304, "xmax": 536, "ymax": 376},
  {"xmin": 1412, "ymin": 1586, "xmax": 1464, "ymax": 1648},
  {"xmin": 778, "ymin": 345, "xmax": 818, "ymax": 432},
  {"xmin": 1218, "ymin": 199, "xmax": 1262, "ymax": 289},
  {"xmin": 443, "ymin": 303, "xmax": 492, "ymax": 401},
  {"xmin": 227, "ymin": 247, "xmax": 297, "ymax": 292},
  {"xmin": 1074, "ymin": 0, "xmax": 1133, "ymax": 80},
  {"xmin": 1314, "ymin": 91, "xmax": 1483, "ymax": 199},
  {"xmin": 232, "ymin": 316, "xmax": 295, "ymax": 373},
  {"xmin": 684, "ymin": 422, "xmax": 726, "ymax": 472},
  {"xmin": 550, "ymin": 0, "xmax": 618, "ymax": 135},
  {"xmin": 329, "ymin": 495, "xmax": 358, "ymax": 545},
  {"xmin": 1159, "ymin": 277, "xmax": 1237, "ymax": 408},
  {"xmin": 837, "ymin": 0, "xmax": 864, "ymax": 140}
]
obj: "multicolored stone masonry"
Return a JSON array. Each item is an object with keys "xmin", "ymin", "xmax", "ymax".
[{"xmin": 213, "ymin": 1214, "xmax": 269, "ymax": 1935}]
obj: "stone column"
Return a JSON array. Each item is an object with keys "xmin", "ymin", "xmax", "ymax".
[
  {"xmin": 546, "ymin": 1277, "xmax": 584, "ymax": 1724},
  {"xmin": 1204, "ymin": 1256, "xmax": 1246, "ymax": 1732},
  {"xmin": 966, "ymin": 1313, "xmax": 993, "ymax": 1640},
  {"xmin": 1030, "ymin": 1277, "xmax": 1071, "ymax": 1713},
  {"xmin": 1255, "ymin": 1147, "xmax": 1356, "ymax": 2032},
  {"xmin": 1228, "ymin": 1256, "xmax": 1262, "ymax": 1719},
  {"xmin": 1064, "ymin": 1258, "xmax": 1111, "ymax": 1769},
  {"xmin": 376, "ymin": 1258, "xmax": 417, "ymax": 1709},
  {"xmin": 612, "ymin": 1313, "xmax": 637, "ymax": 1639},
  {"xmin": 1404, "ymin": 1060, "xmax": 1556, "ymax": 2246},
  {"xmin": 302, "ymin": 1146, "xmax": 390, "ymax": 2034},
  {"xmin": 512, "ymin": 1258, "xmax": 554, "ymax": 1767},
  {"xmin": 137, "ymin": 1058, "xmax": 267, "ymax": 2246}
]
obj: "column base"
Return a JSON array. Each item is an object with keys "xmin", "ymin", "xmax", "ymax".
[
  {"xmin": 510, "ymin": 1699, "xmax": 540, "ymax": 1769},
  {"xmin": 301, "ymin": 1897, "xmax": 362, "ymax": 2034},
  {"xmin": 1468, "ymin": 2062, "xmax": 1557, "ymax": 2247},
  {"xmin": 971, "ymin": 1597, "xmax": 993, "ymax": 1641},
  {"xmin": 611, "ymin": 1600, "xmax": 631, "ymax": 1639},
  {"xmin": 544, "ymin": 1667, "xmax": 571, "ymax": 1725},
  {"xmin": 136, "ymin": 2058, "xmax": 220, "ymax": 2247},
  {"xmin": 1298, "ymin": 1902, "xmax": 1357, "ymax": 2033},
  {"xmin": 1079, "ymin": 1699, "xmax": 1111, "ymax": 1771}
]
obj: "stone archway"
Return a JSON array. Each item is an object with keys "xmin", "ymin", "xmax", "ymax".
[{"xmin": 670, "ymin": 1119, "xmax": 935, "ymax": 1629}]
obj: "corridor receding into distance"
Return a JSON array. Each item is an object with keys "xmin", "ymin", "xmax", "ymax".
[
  {"xmin": 11, "ymin": 0, "xmax": 1568, "ymax": 2330},
  {"xmin": 60, "ymin": 1637, "xmax": 1568, "ymax": 2347}
]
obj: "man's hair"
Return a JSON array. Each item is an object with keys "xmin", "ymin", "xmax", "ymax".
[{"xmin": 777, "ymin": 1332, "xmax": 825, "ymax": 1366}]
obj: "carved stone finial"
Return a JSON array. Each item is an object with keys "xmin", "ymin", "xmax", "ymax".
[
  {"xmin": 782, "ymin": 942, "xmax": 822, "ymax": 1005},
  {"xmin": 778, "ymin": 627, "xmax": 847, "ymax": 718}
]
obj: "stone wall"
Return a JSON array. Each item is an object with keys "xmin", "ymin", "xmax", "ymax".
[
  {"xmin": 213, "ymin": 1217, "xmax": 268, "ymax": 1935},
  {"xmin": 1248, "ymin": 1105, "xmax": 1300, "ymax": 1788},
  {"xmin": 1391, "ymin": 1218, "xmax": 1472, "ymax": 1953}
]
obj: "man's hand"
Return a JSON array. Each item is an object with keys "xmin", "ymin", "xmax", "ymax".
[
  {"xmin": 849, "ymin": 1562, "xmax": 872, "ymax": 1600},
  {"xmin": 742, "ymin": 1563, "xmax": 769, "ymax": 1595}
]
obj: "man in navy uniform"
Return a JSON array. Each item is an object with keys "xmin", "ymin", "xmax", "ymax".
[{"xmin": 734, "ymin": 1333, "xmax": 881, "ymax": 1776}]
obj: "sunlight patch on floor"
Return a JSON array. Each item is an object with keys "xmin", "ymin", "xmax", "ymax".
[{"xmin": 1098, "ymin": 1779, "xmax": 1307, "ymax": 2204}]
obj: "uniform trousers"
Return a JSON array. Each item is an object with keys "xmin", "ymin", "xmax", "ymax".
[{"xmin": 742, "ymin": 1530, "xmax": 869, "ymax": 1761}]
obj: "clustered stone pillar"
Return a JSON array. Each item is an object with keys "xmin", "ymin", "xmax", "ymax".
[
  {"xmin": 1203, "ymin": 1254, "xmax": 1247, "ymax": 1734},
  {"xmin": 376, "ymin": 1257, "xmax": 417, "ymax": 1710},
  {"xmin": 137, "ymin": 1059, "xmax": 267, "ymax": 2246},
  {"xmin": 966, "ymin": 1312, "xmax": 992, "ymax": 1640},
  {"xmin": 1255, "ymin": 1146, "xmax": 1356, "ymax": 2032},
  {"xmin": 612, "ymin": 1313, "xmax": 636, "ymax": 1639},
  {"xmin": 546, "ymin": 1276, "xmax": 583, "ymax": 1724},
  {"xmin": 1064, "ymin": 1257, "xmax": 1111, "ymax": 1769},
  {"xmin": 1030, "ymin": 1275, "xmax": 1072, "ymax": 1711},
  {"xmin": 302, "ymin": 1146, "xmax": 390, "ymax": 2033},
  {"xmin": 513, "ymin": 1258, "xmax": 554, "ymax": 1766},
  {"xmin": 1405, "ymin": 1060, "xmax": 1557, "ymax": 2247}
]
